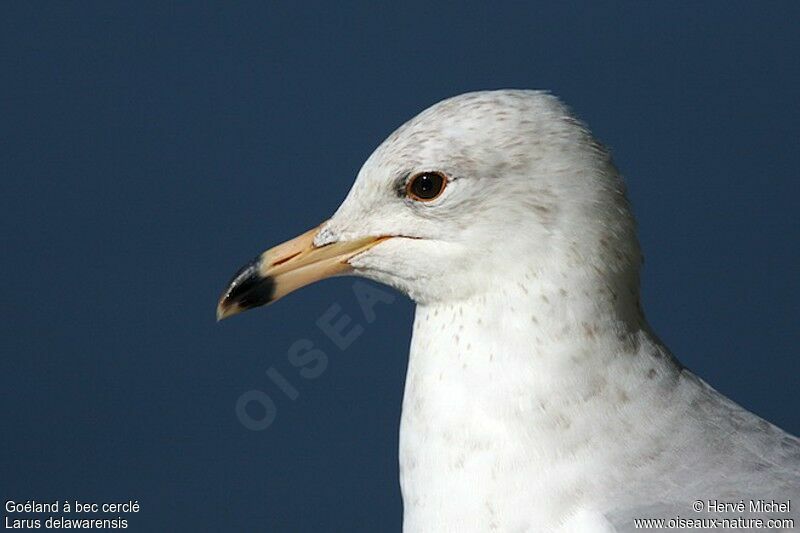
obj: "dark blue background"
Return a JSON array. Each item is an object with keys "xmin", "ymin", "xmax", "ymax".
[{"xmin": 2, "ymin": 2, "xmax": 798, "ymax": 531}]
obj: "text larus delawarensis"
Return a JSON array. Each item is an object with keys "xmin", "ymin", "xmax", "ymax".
[{"xmin": 217, "ymin": 90, "xmax": 799, "ymax": 532}]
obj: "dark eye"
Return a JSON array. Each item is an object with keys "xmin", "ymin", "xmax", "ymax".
[{"xmin": 406, "ymin": 172, "xmax": 447, "ymax": 201}]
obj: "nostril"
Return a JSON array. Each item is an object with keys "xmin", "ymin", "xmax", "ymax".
[{"xmin": 271, "ymin": 251, "xmax": 301, "ymax": 267}]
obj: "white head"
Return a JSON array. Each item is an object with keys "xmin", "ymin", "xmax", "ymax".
[{"xmin": 217, "ymin": 90, "xmax": 642, "ymax": 321}]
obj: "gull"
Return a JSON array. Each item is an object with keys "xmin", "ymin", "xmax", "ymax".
[{"xmin": 217, "ymin": 90, "xmax": 799, "ymax": 532}]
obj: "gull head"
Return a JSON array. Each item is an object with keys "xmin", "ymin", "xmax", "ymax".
[{"xmin": 217, "ymin": 90, "xmax": 642, "ymax": 319}]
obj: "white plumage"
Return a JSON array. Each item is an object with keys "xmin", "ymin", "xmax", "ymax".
[
  {"xmin": 314, "ymin": 91, "xmax": 800, "ymax": 531},
  {"xmin": 213, "ymin": 90, "xmax": 799, "ymax": 531}
]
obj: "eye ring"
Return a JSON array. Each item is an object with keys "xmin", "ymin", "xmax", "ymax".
[{"xmin": 405, "ymin": 171, "xmax": 447, "ymax": 202}]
